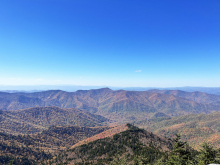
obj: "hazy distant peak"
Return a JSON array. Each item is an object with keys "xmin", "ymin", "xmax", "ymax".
[{"xmin": 95, "ymin": 87, "xmax": 111, "ymax": 90}]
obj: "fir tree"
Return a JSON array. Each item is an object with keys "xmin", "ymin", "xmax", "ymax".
[
  {"xmin": 166, "ymin": 134, "xmax": 193, "ymax": 165},
  {"xmin": 197, "ymin": 142, "xmax": 220, "ymax": 165}
]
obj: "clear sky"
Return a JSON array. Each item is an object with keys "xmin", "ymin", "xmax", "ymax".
[{"xmin": 0, "ymin": 0, "xmax": 220, "ymax": 87}]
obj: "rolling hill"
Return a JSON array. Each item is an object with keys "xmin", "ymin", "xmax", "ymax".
[
  {"xmin": 0, "ymin": 125, "xmax": 111, "ymax": 164},
  {"xmin": 46, "ymin": 124, "xmax": 173, "ymax": 165},
  {"xmin": 1, "ymin": 88, "xmax": 220, "ymax": 123},
  {"xmin": 135, "ymin": 111, "xmax": 220, "ymax": 150},
  {"xmin": 0, "ymin": 106, "xmax": 108, "ymax": 134}
]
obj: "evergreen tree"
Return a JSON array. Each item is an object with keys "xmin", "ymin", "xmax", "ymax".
[
  {"xmin": 111, "ymin": 155, "xmax": 128, "ymax": 165},
  {"xmin": 133, "ymin": 156, "xmax": 143, "ymax": 165},
  {"xmin": 166, "ymin": 134, "xmax": 193, "ymax": 165},
  {"xmin": 197, "ymin": 142, "xmax": 220, "ymax": 165}
]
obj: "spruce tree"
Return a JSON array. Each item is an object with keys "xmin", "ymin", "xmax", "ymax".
[
  {"xmin": 166, "ymin": 134, "xmax": 193, "ymax": 165},
  {"xmin": 197, "ymin": 142, "xmax": 220, "ymax": 165}
]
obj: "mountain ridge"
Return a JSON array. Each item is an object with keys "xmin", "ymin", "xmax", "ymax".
[
  {"xmin": 148, "ymin": 89, "xmax": 220, "ymax": 105},
  {"xmin": 1, "ymin": 88, "xmax": 220, "ymax": 123},
  {"xmin": 47, "ymin": 124, "xmax": 173, "ymax": 165}
]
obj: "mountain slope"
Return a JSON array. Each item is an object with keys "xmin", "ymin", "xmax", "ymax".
[
  {"xmin": 39, "ymin": 125, "xmax": 111, "ymax": 153},
  {"xmin": 1, "ymin": 88, "xmax": 220, "ymax": 123},
  {"xmin": 71, "ymin": 124, "xmax": 130, "ymax": 149},
  {"xmin": 0, "ymin": 106, "xmax": 108, "ymax": 134},
  {"xmin": 0, "ymin": 125, "xmax": 111, "ymax": 164},
  {"xmin": 0, "ymin": 132, "xmax": 52, "ymax": 165},
  {"xmin": 47, "ymin": 124, "xmax": 173, "ymax": 165},
  {"xmin": 135, "ymin": 111, "xmax": 220, "ymax": 150},
  {"xmin": 148, "ymin": 89, "xmax": 220, "ymax": 105}
]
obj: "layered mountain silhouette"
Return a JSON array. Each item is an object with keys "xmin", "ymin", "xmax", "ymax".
[
  {"xmin": 1, "ymin": 88, "xmax": 220, "ymax": 122},
  {"xmin": 1, "ymin": 88, "xmax": 220, "ymax": 164}
]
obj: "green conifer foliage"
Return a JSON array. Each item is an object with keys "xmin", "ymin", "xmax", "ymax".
[
  {"xmin": 197, "ymin": 142, "xmax": 220, "ymax": 165},
  {"xmin": 166, "ymin": 134, "xmax": 193, "ymax": 165}
]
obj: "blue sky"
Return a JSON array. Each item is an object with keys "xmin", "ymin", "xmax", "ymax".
[{"xmin": 0, "ymin": 0, "xmax": 220, "ymax": 87}]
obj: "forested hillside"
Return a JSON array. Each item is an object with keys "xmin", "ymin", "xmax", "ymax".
[
  {"xmin": 1, "ymin": 88, "xmax": 220, "ymax": 123},
  {"xmin": 135, "ymin": 111, "xmax": 220, "ymax": 149},
  {"xmin": 0, "ymin": 132, "xmax": 51, "ymax": 165},
  {"xmin": 148, "ymin": 89, "xmax": 220, "ymax": 105},
  {"xmin": 0, "ymin": 125, "xmax": 111, "ymax": 164},
  {"xmin": 0, "ymin": 89, "xmax": 220, "ymax": 164},
  {"xmin": 47, "ymin": 124, "xmax": 173, "ymax": 165},
  {"xmin": 0, "ymin": 107, "xmax": 108, "ymax": 134}
]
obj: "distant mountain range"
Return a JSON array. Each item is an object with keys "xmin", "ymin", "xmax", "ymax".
[
  {"xmin": 1, "ymin": 85, "xmax": 220, "ymax": 95},
  {"xmin": 148, "ymin": 89, "xmax": 220, "ymax": 105},
  {"xmin": 1, "ymin": 88, "xmax": 220, "ymax": 123}
]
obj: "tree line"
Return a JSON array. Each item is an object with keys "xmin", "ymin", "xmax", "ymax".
[{"xmin": 112, "ymin": 134, "xmax": 220, "ymax": 165}]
